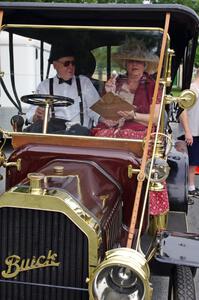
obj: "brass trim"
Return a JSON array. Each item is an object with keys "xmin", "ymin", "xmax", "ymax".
[
  {"xmin": 5, "ymin": 158, "xmax": 21, "ymax": 171},
  {"xmin": 165, "ymin": 89, "xmax": 196, "ymax": 109},
  {"xmin": 53, "ymin": 165, "xmax": 65, "ymax": 174},
  {"xmin": 148, "ymin": 213, "xmax": 168, "ymax": 236},
  {"xmin": 99, "ymin": 194, "xmax": 109, "ymax": 208},
  {"xmin": 0, "ymin": 189, "xmax": 102, "ymax": 278},
  {"xmin": 43, "ymin": 101, "xmax": 50, "ymax": 134},
  {"xmin": 0, "ymin": 150, "xmax": 21, "ymax": 171},
  {"xmin": 161, "ymin": 37, "xmax": 171, "ymax": 82},
  {"xmin": 166, "ymin": 48, "xmax": 175, "ymax": 86},
  {"xmin": 149, "ymin": 181, "xmax": 164, "ymax": 191},
  {"xmin": 2, "ymin": 24, "xmax": 164, "ymax": 32},
  {"xmin": 128, "ymin": 164, "xmax": 140, "ymax": 178},
  {"xmin": 28, "ymin": 172, "xmax": 45, "ymax": 195}
]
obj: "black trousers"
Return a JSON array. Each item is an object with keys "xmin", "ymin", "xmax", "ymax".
[{"xmin": 23, "ymin": 119, "xmax": 90, "ymax": 136}]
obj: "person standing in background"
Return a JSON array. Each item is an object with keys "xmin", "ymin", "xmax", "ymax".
[{"xmin": 178, "ymin": 68, "xmax": 199, "ymax": 197}]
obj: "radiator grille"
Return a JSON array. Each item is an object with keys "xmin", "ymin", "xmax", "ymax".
[{"xmin": 0, "ymin": 208, "xmax": 89, "ymax": 300}]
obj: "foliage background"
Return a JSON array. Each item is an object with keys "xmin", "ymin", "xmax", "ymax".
[{"xmin": 5, "ymin": 0, "xmax": 199, "ymax": 13}]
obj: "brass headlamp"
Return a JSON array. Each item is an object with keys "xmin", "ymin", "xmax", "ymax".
[{"xmin": 89, "ymin": 248, "xmax": 152, "ymax": 300}]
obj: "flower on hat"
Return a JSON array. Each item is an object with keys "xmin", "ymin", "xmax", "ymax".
[{"xmin": 112, "ymin": 38, "xmax": 159, "ymax": 74}]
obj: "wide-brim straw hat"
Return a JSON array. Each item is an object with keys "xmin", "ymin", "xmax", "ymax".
[{"xmin": 112, "ymin": 38, "xmax": 159, "ymax": 74}]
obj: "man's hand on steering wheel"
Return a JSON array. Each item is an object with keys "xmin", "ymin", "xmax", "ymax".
[
  {"xmin": 21, "ymin": 94, "xmax": 75, "ymax": 124},
  {"xmin": 33, "ymin": 107, "xmax": 45, "ymax": 122}
]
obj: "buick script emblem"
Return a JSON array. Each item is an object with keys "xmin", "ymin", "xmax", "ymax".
[{"xmin": 1, "ymin": 250, "xmax": 61, "ymax": 279}]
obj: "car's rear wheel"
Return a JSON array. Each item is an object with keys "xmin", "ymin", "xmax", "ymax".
[{"xmin": 168, "ymin": 265, "xmax": 196, "ymax": 300}]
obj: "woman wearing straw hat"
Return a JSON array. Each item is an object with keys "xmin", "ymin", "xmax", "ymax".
[
  {"xmin": 94, "ymin": 38, "xmax": 168, "ymax": 220},
  {"xmin": 94, "ymin": 38, "xmax": 162, "ymax": 139}
]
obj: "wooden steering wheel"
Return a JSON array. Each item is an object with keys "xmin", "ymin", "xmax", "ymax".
[
  {"xmin": 21, "ymin": 94, "xmax": 74, "ymax": 107},
  {"xmin": 21, "ymin": 94, "xmax": 74, "ymax": 134}
]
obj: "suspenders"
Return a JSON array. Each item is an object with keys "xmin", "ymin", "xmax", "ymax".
[
  {"xmin": 49, "ymin": 78, "xmax": 55, "ymax": 118},
  {"xmin": 49, "ymin": 76, "xmax": 84, "ymax": 125},
  {"xmin": 75, "ymin": 76, "xmax": 84, "ymax": 126}
]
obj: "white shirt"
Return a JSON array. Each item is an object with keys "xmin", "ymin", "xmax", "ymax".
[
  {"xmin": 26, "ymin": 75, "xmax": 100, "ymax": 128},
  {"xmin": 178, "ymin": 81, "xmax": 199, "ymax": 137}
]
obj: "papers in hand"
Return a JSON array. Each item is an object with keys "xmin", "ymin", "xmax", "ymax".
[{"xmin": 90, "ymin": 92, "xmax": 135, "ymax": 121}]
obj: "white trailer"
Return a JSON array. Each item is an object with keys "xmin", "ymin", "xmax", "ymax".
[{"xmin": 0, "ymin": 31, "xmax": 53, "ymax": 130}]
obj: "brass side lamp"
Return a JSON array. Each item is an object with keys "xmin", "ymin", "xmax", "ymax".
[{"xmin": 145, "ymin": 133, "xmax": 172, "ymax": 191}]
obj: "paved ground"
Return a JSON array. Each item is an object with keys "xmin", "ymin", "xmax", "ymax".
[
  {"xmin": 0, "ymin": 106, "xmax": 28, "ymax": 131},
  {"xmin": 187, "ymin": 184, "xmax": 199, "ymax": 299},
  {"xmin": 151, "ymin": 175, "xmax": 199, "ymax": 299}
]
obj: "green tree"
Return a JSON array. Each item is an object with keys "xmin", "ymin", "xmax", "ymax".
[
  {"xmin": 152, "ymin": 0, "xmax": 199, "ymax": 14},
  {"xmin": 6, "ymin": 0, "xmax": 199, "ymax": 12}
]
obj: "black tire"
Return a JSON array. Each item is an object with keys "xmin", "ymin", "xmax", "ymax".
[
  {"xmin": 169, "ymin": 265, "xmax": 196, "ymax": 300},
  {"xmin": 191, "ymin": 266, "xmax": 197, "ymax": 277}
]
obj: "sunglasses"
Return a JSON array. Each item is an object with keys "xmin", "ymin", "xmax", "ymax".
[{"xmin": 57, "ymin": 60, "xmax": 76, "ymax": 67}]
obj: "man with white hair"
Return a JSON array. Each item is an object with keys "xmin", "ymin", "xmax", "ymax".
[{"xmin": 26, "ymin": 44, "xmax": 100, "ymax": 134}]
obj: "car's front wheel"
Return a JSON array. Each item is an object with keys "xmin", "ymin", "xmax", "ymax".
[{"xmin": 169, "ymin": 265, "xmax": 196, "ymax": 300}]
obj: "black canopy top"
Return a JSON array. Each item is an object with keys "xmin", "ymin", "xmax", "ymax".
[
  {"xmin": 1, "ymin": 3, "xmax": 198, "ymax": 39},
  {"xmin": 0, "ymin": 2, "xmax": 199, "ymax": 87}
]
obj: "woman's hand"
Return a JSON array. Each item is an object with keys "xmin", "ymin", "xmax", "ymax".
[
  {"xmin": 118, "ymin": 117, "xmax": 125, "ymax": 128},
  {"xmin": 105, "ymin": 76, "xmax": 117, "ymax": 94},
  {"xmin": 99, "ymin": 117, "xmax": 118, "ymax": 128},
  {"xmin": 117, "ymin": 110, "xmax": 136, "ymax": 120}
]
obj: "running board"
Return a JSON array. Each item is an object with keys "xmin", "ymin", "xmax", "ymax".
[{"xmin": 155, "ymin": 231, "xmax": 199, "ymax": 267}]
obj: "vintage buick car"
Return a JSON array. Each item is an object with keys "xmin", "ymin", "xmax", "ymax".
[{"xmin": 0, "ymin": 2, "xmax": 199, "ymax": 300}]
